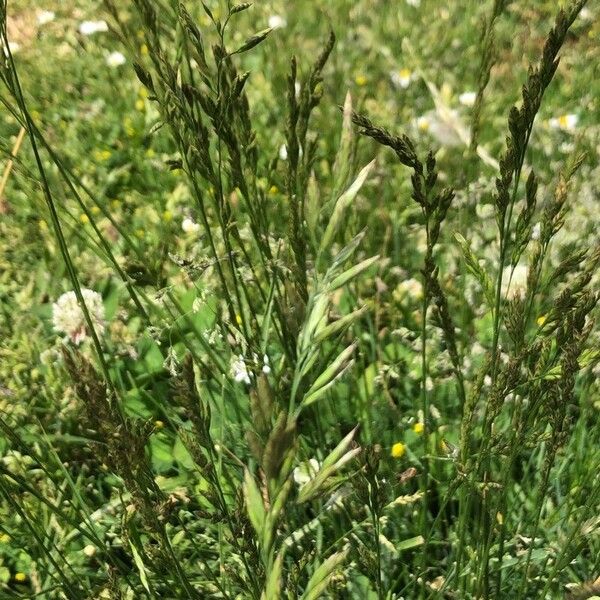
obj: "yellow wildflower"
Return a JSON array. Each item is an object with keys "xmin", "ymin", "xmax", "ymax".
[
  {"xmin": 140, "ymin": 43, "xmax": 149, "ymax": 56},
  {"xmin": 391, "ymin": 442, "xmax": 406, "ymax": 458},
  {"xmin": 355, "ymin": 74, "xmax": 367, "ymax": 87},
  {"xmin": 162, "ymin": 210, "xmax": 173, "ymax": 223},
  {"xmin": 135, "ymin": 98, "xmax": 145, "ymax": 112},
  {"xmin": 15, "ymin": 572, "xmax": 27, "ymax": 582},
  {"xmin": 154, "ymin": 420, "xmax": 164, "ymax": 430},
  {"xmin": 268, "ymin": 185, "xmax": 279, "ymax": 196},
  {"xmin": 79, "ymin": 214, "xmax": 89, "ymax": 224},
  {"xmin": 536, "ymin": 314, "xmax": 547, "ymax": 326},
  {"xmin": 413, "ymin": 422, "xmax": 424, "ymax": 435}
]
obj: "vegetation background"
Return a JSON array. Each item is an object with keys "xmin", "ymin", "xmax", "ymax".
[{"xmin": 0, "ymin": 0, "xmax": 598, "ymax": 598}]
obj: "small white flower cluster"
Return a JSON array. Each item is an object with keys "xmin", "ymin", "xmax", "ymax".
[
  {"xmin": 37, "ymin": 10, "xmax": 55, "ymax": 26},
  {"xmin": 268, "ymin": 15, "xmax": 287, "ymax": 30},
  {"xmin": 79, "ymin": 20, "xmax": 108, "ymax": 36},
  {"xmin": 458, "ymin": 91, "xmax": 477, "ymax": 107},
  {"xmin": 106, "ymin": 51, "xmax": 126, "ymax": 67},
  {"xmin": 52, "ymin": 288, "xmax": 105, "ymax": 345},
  {"xmin": 501, "ymin": 265, "xmax": 528, "ymax": 300},
  {"xmin": 230, "ymin": 353, "xmax": 271, "ymax": 385},
  {"xmin": 182, "ymin": 216, "xmax": 200, "ymax": 234},
  {"xmin": 293, "ymin": 458, "xmax": 320, "ymax": 487}
]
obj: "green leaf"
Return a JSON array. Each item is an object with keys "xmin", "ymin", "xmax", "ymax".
[
  {"xmin": 301, "ymin": 546, "xmax": 349, "ymax": 600},
  {"xmin": 319, "ymin": 159, "xmax": 375, "ymax": 256},
  {"xmin": 129, "ymin": 541, "xmax": 151, "ymax": 594},
  {"xmin": 231, "ymin": 28, "xmax": 272, "ymax": 55},
  {"xmin": 396, "ymin": 535, "xmax": 425, "ymax": 552},
  {"xmin": 244, "ymin": 469, "xmax": 266, "ymax": 537}
]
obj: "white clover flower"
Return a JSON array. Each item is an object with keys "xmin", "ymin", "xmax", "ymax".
[
  {"xmin": 231, "ymin": 354, "xmax": 251, "ymax": 385},
  {"xmin": 391, "ymin": 68, "xmax": 412, "ymax": 89},
  {"xmin": 106, "ymin": 51, "xmax": 126, "ymax": 67},
  {"xmin": 459, "ymin": 91, "xmax": 477, "ymax": 107},
  {"xmin": 293, "ymin": 458, "xmax": 320, "ymax": 487},
  {"xmin": 531, "ymin": 221, "xmax": 541, "ymax": 241},
  {"xmin": 52, "ymin": 289, "xmax": 105, "ymax": 345},
  {"xmin": 37, "ymin": 10, "xmax": 56, "ymax": 25},
  {"xmin": 548, "ymin": 113, "xmax": 578, "ymax": 132},
  {"xmin": 182, "ymin": 216, "xmax": 200, "ymax": 234},
  {"xmin": 268, "ymin": 15, "xmax": 287, "ymax": 29},
  {"xmin": 501, "ymin": 264, "xmax": 528, "ymax": 300},
  {"xmin": 79, "ymin": 20, "xmax": 109, "ymax": 36}
]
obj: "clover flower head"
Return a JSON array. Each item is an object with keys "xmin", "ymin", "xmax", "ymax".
[{"xmin": 52, "ymin": 289, "xmax": 105, "ymax": 345}]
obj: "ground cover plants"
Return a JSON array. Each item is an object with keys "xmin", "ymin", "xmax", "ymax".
[{"xmin": 0, "ymin": 0, "xmax": 599, "ymax": 598}]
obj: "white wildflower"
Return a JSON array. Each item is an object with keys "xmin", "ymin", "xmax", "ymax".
[
  {"xmin": 79, "ymin": 20, "xmax": 109, "ymax": 36},
  {"xmin": 391, "ymin": 68, "xmax": 412, "ymax": 89},
  {"xmin": 279, "ymin": 144, "xmax": 288, "ymax": 160},
  {"xmin": 293, "ymin": 458, "xmax": 320, "ymax": 487},
  {"xmin": 37, "ymin": 10, "xmax": 56, "ymax": 25},
  {"xmin": 231, "ymin": 354, "xmax": 251, "ymax": 385},
  {"xmin": 52, "ymin": 289, "xmax": 105, "ymax": 345},
  {"xmin": 393, "ymin": 278, "xmax": 423, "ymax": 302},
  {"xmin": 268, "ymin": 15, "xmax": 287, "ymax": 29},
  {"xmin": 83, "ymin": 545, "xmax": 97, "ymax": 557},
  {"xmin": 501, "ymin": 264, "xmax": 528, "ymax": 300},
  {"xmin": 106, "ymin": 51, "xmax": 126, "ymax": 67},
  {"xmin": 548, "ymin": 113, "xmax": 578, "ymax": 132},
  {"xmin": 5, "ymin": 41, "xmax": 20, "ymax": 55},
  {"xmin": 182, "ymin": 216, "xmax": 200, "ymax": 234},
  {"xmin": 262, "ymin": 354, "xmax": 271, "ymax": 375},
  {"xmin": 531, "ymin": 222, "xmax": 541, "ymax": 241},
  {"xmin": 459, "ymin": 91, "xmax": 477, "ymax": 107}
]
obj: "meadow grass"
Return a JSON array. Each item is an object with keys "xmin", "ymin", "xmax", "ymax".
[{"xmin": 0, "ymin": 0, "xmax": 599, "ymax": 598}]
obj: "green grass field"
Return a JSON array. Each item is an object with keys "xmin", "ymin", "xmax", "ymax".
[{"xmin": 0, "ymin": 0, "xmax": 599, "ymax": 598}]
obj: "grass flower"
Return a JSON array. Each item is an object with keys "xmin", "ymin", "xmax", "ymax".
[{"xmin": 52, "ymin": 289, "xmax": 105, "ymax": 345}]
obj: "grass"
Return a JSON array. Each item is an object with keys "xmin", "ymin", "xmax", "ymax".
[{"xmin": 0, "ymin": 0, "xmax": 599, "ymax": 598}]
